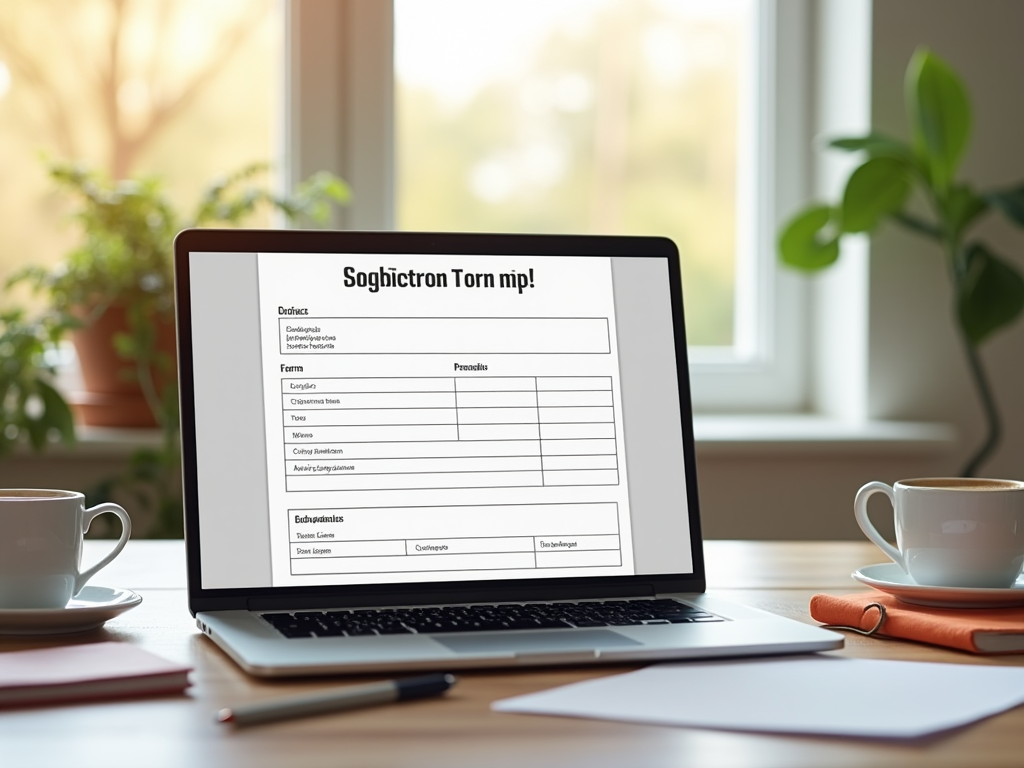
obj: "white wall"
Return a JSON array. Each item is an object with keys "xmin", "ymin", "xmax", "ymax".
[{"xmin": 700, "ymin": 0, "xmax": 1024, "ymax": 540}]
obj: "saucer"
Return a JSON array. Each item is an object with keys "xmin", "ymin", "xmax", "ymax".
[
  {"xmin": 852, "ymin": 563, "xmax": 1024, "ymax": 608},
  {"xmin": 0, "ymin": 586, "xmax": 142, "ymax": 635}
]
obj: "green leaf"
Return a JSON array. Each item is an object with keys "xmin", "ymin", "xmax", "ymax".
[
  {"xmin": 891, "ymin": 212, "xmax": 942, "ymax": 240},
  {"xmin": 840, "ymin": 157, "xmax": 913, "ymax": 233},
  {"xmin": 36, "ymin": 379, "xmax": 76, "ymax": 446},
  {"xmin": 943, "ymin": 184, "xmax": 988, "ymax": 241},
  {"xmin": 778, "ymin": 205, "xmax": 840, "ymax": 271},
  {"xmin": 958, "ymin": 243, "xmax": 1024, "ymax": 344},
  {"xmin": 987, "ymin": 183, "xmax": 1024, "ymax": 228},
  {"xmin": 905, "ymin": 47, "xmax": 971, "ymax": 191},
  {"xmin": 828, "ymin": 132, "xmax": 914, "ymax": 162}
]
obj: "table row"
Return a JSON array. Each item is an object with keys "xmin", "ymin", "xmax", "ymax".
[
  {"xmin": 290, "ymin": 548, "xmax": 623, "ymax": 575},
  {"xmin": 283, "ymin": 390, "xmax": 613, "ymax": 409},
  {"xmin": 285, "ymin": 437, "xmax": 616, "ymax": 459},
  {"xmin": 285, "ymin": 468, "xmax": 620, "ymax": 492},
  {"xmin": 288, "ymin": 455, "xmax": 617, "ymax": 475},
  {"xmin": 283, "ymin": 375, "xmax": 614, "ymax": 394},
  {"xmin": 283, "ymin": 406, "xmax": 615, "ymax": 426},
  {"xmin": 283, "ymin": 423, "xmax": 616, "ymax": 442},
  {"xmin": 291, "ymin": 534, "xmax": 620, "ymax": 558}
]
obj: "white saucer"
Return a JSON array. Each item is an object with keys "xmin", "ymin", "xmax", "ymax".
[
  {"xmin": 853, "ymin": 563, "xmax": 1024, "ymax": 608},
  {"xmin": 0, "ymin": 586, "xmax": 142, "ymax": 635}
]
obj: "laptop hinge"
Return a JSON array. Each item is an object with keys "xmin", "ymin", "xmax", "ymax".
[{"xmin": 244, "ymin": 582, "xmax": 659, "ymax": 612}]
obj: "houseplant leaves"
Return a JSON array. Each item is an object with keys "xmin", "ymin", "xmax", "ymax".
[
  {"xmin": 778, "ymin": 205, "xmax": 839, "ymax": 270},
  {"xmin": 905, "ymin": 47, "xmax": 971, "ymax": 191},
  {"xmin": 957, "ymin": 243, "xmax": 1024, "ymax": 345},
  {"xmin": 840, "ymin": 157, "xmax": 913, "ymax": 233}
]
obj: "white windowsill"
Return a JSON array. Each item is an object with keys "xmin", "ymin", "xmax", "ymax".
[
  {"xmin": 693, "ymin": 414, "xmax": 955, "ymax": 456},
  {"xmin": 10, "ymin": 416, "xmax": 955, "ymax": 459}
]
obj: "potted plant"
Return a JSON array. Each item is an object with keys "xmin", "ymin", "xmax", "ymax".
[
  {"xmin": 778, "ymin": 47, "xmax": 1024, "ymax": 477},
  {"xmin": 14, "ymin": 162, "xmax": 350, "ymax": 430},
  {"xmin": 11, "ymin": 161, "xmax": 349, "ymax": 536},
  {"xmin": 0, "ymin": 308, "xmax": 75, "ymax": 456}
]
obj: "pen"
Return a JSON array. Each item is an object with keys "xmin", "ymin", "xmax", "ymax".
[{"xmin": 216, "ymin": 673, "xmax": 456, "ymax": 727}]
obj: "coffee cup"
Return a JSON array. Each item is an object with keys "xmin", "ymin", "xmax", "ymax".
[
  {"xmin": 0, "ymin": 489, "xmax": 131, "ymax": 609},
  {"xmin": 854, "ymin": 478, "xmax": 1024, "ymax": 589}
]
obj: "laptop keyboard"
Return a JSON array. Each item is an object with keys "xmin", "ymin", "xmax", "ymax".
[{"xmin": 261, "ymin": 599, "xmax": 723, "ymax": 638}]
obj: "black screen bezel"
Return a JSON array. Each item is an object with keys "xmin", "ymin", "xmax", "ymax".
[{"xmin": 173, "ymin": 229, "xmax": 705, "ymax": 614}]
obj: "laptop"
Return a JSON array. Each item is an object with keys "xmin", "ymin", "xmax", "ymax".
[{"xmin": 173, "ymin": 228, "xmax": 842, "ymax": 676}]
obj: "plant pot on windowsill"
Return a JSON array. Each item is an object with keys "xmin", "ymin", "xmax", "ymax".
[{"xmin": 66, "ymin": 304, "xmax": 177, "ymax": 429}]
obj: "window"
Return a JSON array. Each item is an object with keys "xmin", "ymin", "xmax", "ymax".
[
  {"xmin": 287, "ymin": 0, "xmax": 812, "ymax": 412},
  {"xmin": 0, "ymin": 0, "xmax": 281, "ymax": 289},
  {"xmin": 395, "ymin": 0, "xmax": 749, "ymax": 350},
  {"xmin": 0, "ymin": 1, "xmax": 812, "ymax": 414}
]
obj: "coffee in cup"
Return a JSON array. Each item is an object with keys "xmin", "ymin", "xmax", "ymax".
[
  {"xmin": 0, "ymin": 489, "xmax": 131, "ymax": 609},
  {"xmin": 854, "ymin": 478, "xmax": 1024, "ymax": 589}
]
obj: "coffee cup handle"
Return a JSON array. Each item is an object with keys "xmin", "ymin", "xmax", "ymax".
[
  {"xmin": 854, "ymin": 481, "xmax": 906, "ymax": 571},
  {"xmin": 75, "ymin": 503, "xmax": 132, "ymax": 595}
]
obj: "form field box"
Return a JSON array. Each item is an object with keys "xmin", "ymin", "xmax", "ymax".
[
  {"xmin": 536, "ymin": 550, "xmax": 622, "ymax": 568},
  {"xmin": 540, "ymin": 423, "xmax": 615, "ymax": 440},
  {"xmin": 288, "ymin": 408, "xmax": 457, "ymax": 427},
  {"xmin": 542, "ymin": 455, "xmax": 617, "ymax": 471},
  {"xmin": 298, "ymin": 439, "xmax": 542, "ymax": 460},
  {"xmin": 540, "ymin": 438, "xmax": 615, "ymax": 456},
  {"xmin": 537, "ymin": 390, "xmax": 613, "ymax": 407},
  {"xmin": 286, "ymin": 470, "xmax": 545, "ymax": 492},
  {"xmin": 284, "ymin": 425, "xmax": 459, "ymax": 443},
  {"xmin": 284, "ymin": 378, "xmax": 454, "ymax": 394},
  {"xmin": 535, "ymin": 534, "xmax": 620, "ymax": 552},
  {"xmin": 407, "ymin": 537, "xmax": 535, "ymax": 555},
  {"xmin": 290, "ymin": 540, "xmax": 405, "ymax": 558},
  {"xmin": 456, "ymin": 391, "xmax": 538, "ymax": 408},
  {"xmin": 537, "ymin": 377, "xmax": 612, "ymax": 391},
  {"xmin": 542, "ymin": 469, "xmax": 619, "ymax": 486},
  {"xmin": 283, "ymin": 391, "xmax": 455, "ymax": 410},
  {"xmin": 290, "ymin": 551, "xmax": 537, "ymax": 575},
  {"xmin": 455, "ymin": 377, "xmax": 537, "ymax": 392},
  {"xmin": 287, "ymin": 456, "xmax": 542, "ymax": 476},
  {"xmin": 457, "ymin": 407, "xmax": 541, "ymax": 425},
  {"xmin": 457, "ymin": 424, "xmax": 541, "ymax": 441},
  {"xmin": 538, "ymin": 406, "xmax": 613, "ymax": 424},
  {"xmin": 280, "ymin": 318, "xmax": 611, "ymax": 355}
]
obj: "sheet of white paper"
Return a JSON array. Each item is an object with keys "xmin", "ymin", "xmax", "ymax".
[{"xmin": 492, "ymin": 656, "xmax": 1024, "ymax": 739}]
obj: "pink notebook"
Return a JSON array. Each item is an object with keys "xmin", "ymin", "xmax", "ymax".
[{"xmin": 0, "ymin": 641, "xmax": 191, "ymax": 707}]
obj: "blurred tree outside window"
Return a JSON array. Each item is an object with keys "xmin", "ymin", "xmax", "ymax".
[
  {"xmin": 395, "ymin": 0, "xmax": 752, "ymax": 348},
  {"xmin": 0, "ymin": 0, "xmax": 280, "ymax": 297},
  {"xmin": 2, "ymin": 0, "xmax": 753, "ymax": 353}
]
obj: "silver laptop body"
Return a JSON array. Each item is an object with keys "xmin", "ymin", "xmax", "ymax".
[{"xmin": 174, "ymin": 229, "xmax": 842, "ymax": 676}]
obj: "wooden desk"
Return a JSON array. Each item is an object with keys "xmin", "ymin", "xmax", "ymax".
[{"xmin": 2, "ymin": 541, "xmax": 1023, "ymax": 768}]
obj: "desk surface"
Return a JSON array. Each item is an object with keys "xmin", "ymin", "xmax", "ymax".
[{"xmin": 3, "ymin": 540, "xmax": 1023, "ymax": 768}]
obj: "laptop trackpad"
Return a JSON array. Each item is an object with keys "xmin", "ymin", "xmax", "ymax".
[{"xmin": 436, "ymin": 629, "xmax": 641, "ymax": 655}]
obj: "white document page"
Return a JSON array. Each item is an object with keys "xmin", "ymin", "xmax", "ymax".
[
  {"xmin": 256, "ymin": 253, "xmax": 633, "ymax": 587},
  {"xmin": 492, "ymin": 656, "xmax": 1024, "ymax": 739}
]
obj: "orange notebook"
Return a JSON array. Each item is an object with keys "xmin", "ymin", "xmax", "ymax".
[
  {"xmin": 810, "ymin": 592, "xmax": 1024, "ymax": 654},
  {"xmin": 0, "ymin": 641, "xmax": 191, "ymax": 707},
  {"xmin": 815, "ymin": 593, "xmax": 1024, "ymax": 655}
]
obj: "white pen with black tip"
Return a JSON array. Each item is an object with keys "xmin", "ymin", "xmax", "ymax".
[{"xmin": 216, "ymin": 673, "xmax": 457, "ymax": 727}]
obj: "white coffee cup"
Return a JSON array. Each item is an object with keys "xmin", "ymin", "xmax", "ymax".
[
  {"xmin": 0, "ymin": 489, "xmax": 131, "ymax": 609},
  {"xmin": 855, "ymin": 477, "xmax": 1024, "ymax": 589}
]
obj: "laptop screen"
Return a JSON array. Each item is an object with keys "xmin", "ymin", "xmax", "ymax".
[{"xmin": 177, "ymin": 234, "xmax": 698, "ymax": 594}]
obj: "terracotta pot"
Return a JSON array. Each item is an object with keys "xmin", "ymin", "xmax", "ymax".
[{"xmin": 67, "ymin": 304, "xmax": 177, "ymax": 429}]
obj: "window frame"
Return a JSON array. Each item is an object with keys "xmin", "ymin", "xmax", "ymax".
[{"xmin": 283, "ymin": 0, "xmax": 814, "ymax": 414}]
